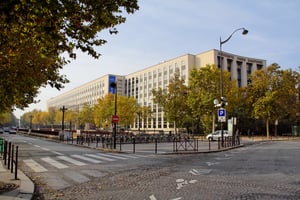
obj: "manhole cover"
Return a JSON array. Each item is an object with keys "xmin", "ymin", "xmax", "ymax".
[{"xmin": 0, "ymin": 181, "xmax": 19, "ymax": 194}]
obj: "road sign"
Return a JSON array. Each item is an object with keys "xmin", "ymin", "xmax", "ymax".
[
  {"xmin": 112, "ymin": 115, "xmax": 119, "ymax": 123},
  {"xmin": 218, "ymin": 108, "xmax": 226, "ymax": 122}
]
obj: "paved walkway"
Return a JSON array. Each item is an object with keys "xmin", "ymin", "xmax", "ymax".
[{"xmin": 0, "ymin": 157, "xmax": 34, "ymax": 200}]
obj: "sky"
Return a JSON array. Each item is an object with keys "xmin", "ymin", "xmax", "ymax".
[{"xmin": 14, "ymin": 0, "xmax": 300, "ymax": 118}]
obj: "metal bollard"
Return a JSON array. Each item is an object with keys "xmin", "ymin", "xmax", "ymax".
[
  {"xmin": 133, "ymin": 137, "xmax": 136, "ymax": 153},
  {"xmin": 15, "ymin": 146, "xmax": 18, "ymax": 180},
  {"xmin": 11, "ymin": 144, "xmax": 14, "ymax": 173},
  {"xmin": 4, "ymin": 140, "xmax": 7, "ymax": 165},
  {"xmin": 8, "ymin": 142, "xmax": 11, "ymax": 169}
]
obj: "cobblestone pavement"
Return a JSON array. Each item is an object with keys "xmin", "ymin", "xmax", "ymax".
[
  {"xmin": 32, "ymin": 166, "xmax": 300, "ymax": 200},
  {"xmin": 31, "ymin": 149, "xmax": 300, "ymax": 200},
  {"xmin": 27, "ymin": 141, "xmax": 300, "ymax": 200}
]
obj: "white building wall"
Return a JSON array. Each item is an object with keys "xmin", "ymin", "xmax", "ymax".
[{"xmin": 47, "ymin": 49, "xmax": 266, "ymax": 133}]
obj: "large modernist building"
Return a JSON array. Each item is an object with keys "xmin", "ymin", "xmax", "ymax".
[{"xmin": 47, "ymin": 49, "xmax": 266, "ymax": 132}]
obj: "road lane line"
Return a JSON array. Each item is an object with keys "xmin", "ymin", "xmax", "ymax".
[
  {"xmin": 23, "ymin": 159, "xmax": 48, "ymax": 172},
  {"xmin": 71, "ymin": 154, "xmax": 103, "ymax": 163},
  {"xmin": 41, "ymin": 157, "xmax": 68, "ymax": 169},
  {"xmin": 57, "ymin": 156, "xmax": 86, "ymax": 166}
]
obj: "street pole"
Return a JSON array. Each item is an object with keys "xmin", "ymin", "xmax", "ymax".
[
  {"xmin": 110, "ymin": 82, "xmax": 117, "ymax": 149},
  {"xmin": 60, "ymin": 106, "xmax": 68, "ymax": 131},
  {"xmin": 219, "ymin": 27, "xmax": 248, "ymax": 147}
]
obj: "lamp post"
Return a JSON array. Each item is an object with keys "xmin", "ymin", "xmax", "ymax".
[
  {"xmin": 110, "ymin": 82, "xmax": 117, "ymax": 149},
  {"xmin": 219, "ymin": 27, "xmax": 248, "ymax": 147},
  {"xmin": 60, "ymin": 106, "xmax": 68, "ymax": 131}
]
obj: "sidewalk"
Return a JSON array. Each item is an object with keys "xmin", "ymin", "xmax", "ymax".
[{"xmin": 0, "ymin": 158, "xmax": 34, "ymax": 200}]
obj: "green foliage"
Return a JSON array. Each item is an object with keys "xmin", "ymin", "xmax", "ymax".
[
  {"xmin": 94, "ymin": 93, "xmax": 115, "ymax": 128},
  {"xmin": 0, "ymin": 0, "xmax": 139, "ymax": 112},
  {"xmin": 94, "ymin": 93, "xmax": 136, "ymax": 129},
  {"xmin": 79, "ymin": 104, "xmax": 94, "ymax": 127},
  {"xmin": 0, "ymin": 112, "xmax": 15, "ymax": 126},
  {"xmin": 246, "ymin": 63, "xmax": 300, "ymax": 138},
  {"xmin": 152, "ymin": 70, "xmax": 190, "ymax": 133},
  {"xmin": 187, "ymin": 65, "xmax": 239, "ymax": 134}
]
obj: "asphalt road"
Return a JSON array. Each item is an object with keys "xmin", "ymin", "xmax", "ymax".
[{"xmin": 2, "ymin": 133, "xmax": 300, "ymax": 200}]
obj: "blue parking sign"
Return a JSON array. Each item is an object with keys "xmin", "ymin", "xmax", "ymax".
[
  {"xmin": 218, "ymin": 108, "xmax": 226, "ymax": 122},
  {"xmin": 218, "ymin": 108, "xmax": 226, "ymax": 117}
]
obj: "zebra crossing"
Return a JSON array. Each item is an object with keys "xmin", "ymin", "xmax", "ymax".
[{"xmin": 23, "ymin": 152, "xmax": 148, "ymax": 173}]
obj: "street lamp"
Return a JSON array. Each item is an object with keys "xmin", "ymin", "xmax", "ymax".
[
  {"xmin": 219, "ymin": 27, "xmax": 248, "ymax": 147},
  {"xmin": 60, "ymin": 106, "xmax": 68, "ymax": 131},
  {"xmin": 110, "ymin": 82, "xmax": 117, "ymax": 149}
]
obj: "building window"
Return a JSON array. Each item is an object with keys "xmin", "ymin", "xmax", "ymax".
[
  {"xmin": 237, "ymin": 61, "xmax": 242, "ymax": 87},
  {"xmin": 227, "ymin": 59, "xmax": 232, "ymax": 72},
  {"xmin": 257, "ymin": 64, "xmax": 263, "ymax": 70}
]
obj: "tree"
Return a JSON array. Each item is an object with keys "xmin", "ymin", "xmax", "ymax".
[
  {"xmin": 136, "ymin": 105, "xmax": 153, "ymax": 132},
  {"xmin": 152, "ymin": 70, "xmax": 190, "ymax": 134},
  {"xmin": 79, "ymin": 104, "xmax": 94, "ymax": 129},
  {"xmin": 117, "ymin": 96, "xmax": 136, "ymax": 130},
  {"xmin": 94, "ymin": 94, "xmax": 136, "ymax": 129},
  {"xmin": 246, "ymin": 63, "xmax": 299, "ymax": 138},
  {"xmin": 0, "ymin": 0, "xmax": 139, "ymax": 112},
  {"xmin": 0, "ymin": 112, "xmax": 14, "ymax": 126},
  {"xmin": 47, "ymin": 107, "xmax": 57, "ymax": 127},
  {"xmin": 187, "ymin": 65, "xmax": 239, "ymax": 134},
  {"xmin": 94, "ymin": 93, "xmax": 115, "ymax": 129}
]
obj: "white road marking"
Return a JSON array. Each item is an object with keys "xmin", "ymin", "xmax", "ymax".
[
  {"xmin": 64, "ymin": 171, "xmax": 90, "ymax": 183},
  {"xmin": 189, "ymin": 169, "xmax": 200, "ymax": 175},
  {"xmin": 189, "ymin": 168, "xmax": 212, "ymax": 175},
  {"xmin": 41, "ymin": 157, "xmax": 68, "ymax": 169},
  {"xmin": 97, "ymin": 153, "xmax": 128, "ymax": 160},
  {"xmin": 206, "ymin": 161, "xmax": 220, "ymax": 166},
  {"xmin": 34, "ymin": 145, "xmax": 41, "ymax": 148},
  {"xmin": 51, "ymin": 151, "xmax": 64, "ymax": 156},
  {"xmin": 114, "ymin": 154, "xmax": 142, "ymax": 159},
  {"xmin": 42, "ymin": 147, "xmax": 50, "ymax": 151},
  {"xmin": 57, "ymin": 156, "xmax": 86, "ymax": 166},
  {"xmin": 149, "ymin": 194, "xmax": 157, "ymax": 200},
  {"xmin": 23, "ymin": 159, "xmax": 48, "ymax": 172},
  {"xmin": 85, "ymin": 154, "xmax": 116, "ymax": 162},
  {"xmin": 71, "ymin": 154, "xmax": 102, "ymax": 163}
]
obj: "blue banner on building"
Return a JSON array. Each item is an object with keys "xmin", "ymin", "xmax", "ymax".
[{"xmin": 108, "ymin": 75, "xmax": 116, "ymax": 94}]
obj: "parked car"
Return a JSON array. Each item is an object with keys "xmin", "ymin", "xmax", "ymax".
[
  {"xmin": 0, "ymin": 128, "xmax": 3, "ymax": 134},
  {"xmin": 9, "ymin": 128, "xmax": 17, "ymax": 134},
  {"xmin": 206, "ymin": 130, "xmax": 228, "ymax": 141}
]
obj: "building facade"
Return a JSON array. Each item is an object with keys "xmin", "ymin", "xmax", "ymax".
[{"xmin": 47, "ymin": 49, "xmax": 266, "ymax": 132}]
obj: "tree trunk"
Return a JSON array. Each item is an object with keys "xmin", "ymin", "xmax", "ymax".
[
  {"xmin": 266, "ymin": 118, "xmax": 270, "ymax": 139},
  {"xmin": 212, "ymin": 113, "xmax": 215, "ymax": 133}
]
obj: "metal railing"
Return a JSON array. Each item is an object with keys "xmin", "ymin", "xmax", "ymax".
[{"xmin": 1, "ymin": 139, "xmax": 19, "ymax": 180}]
